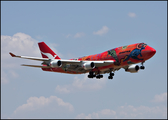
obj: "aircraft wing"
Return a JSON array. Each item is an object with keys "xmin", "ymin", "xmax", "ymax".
[
  {"xmin": 9, "ymin": 52, "xmax": 114, "ymax": 65},
  {"xmin": 9, "ymin": 52, "xmax": 49, "ymax": 61},
  {"xmin": 9, "ymin": 52, "xmax": 82, "ymax": 64},
  {"xmin": 9, "ymin": 52, "xmax": 115, "ymax": 70},
  {"xmin": 21, "ymin": 60, "xmax": 114, "ymax": 69}
]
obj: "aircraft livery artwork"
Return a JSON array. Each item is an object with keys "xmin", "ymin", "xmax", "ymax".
[{"xmin": 9, "ymin": 42, "xmax": 156, "ymax": 79}]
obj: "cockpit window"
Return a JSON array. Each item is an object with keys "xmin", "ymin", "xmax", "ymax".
[{"xmin": 137, "ymin": 43, "xmax": 147, "ymax": 49}]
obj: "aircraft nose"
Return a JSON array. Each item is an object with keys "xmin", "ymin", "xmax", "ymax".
[
  {"xmin": 148, "ymin": 46, "xmax": 156, "ymax": 57},
  {"xmin": 150, "ymin": 47, "xmax": 156, "ymax": 55}
]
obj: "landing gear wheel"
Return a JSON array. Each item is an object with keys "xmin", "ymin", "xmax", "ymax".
[
  {"xmin": 88, "ymin": 75, "xmax": 93, "ymax": 78},
  {"xmin": 140, "ymin": 61, "xmax": 145, "ymax": 70},
  {"xmin": 100, "ymin": 75, "xmax": 103, "ymax": 78},
  {"xmin": 96, "ymin": 74, "xmax": 103, "ymax": 79},
  {"xmin": 108, "ymin": 76, "xmax": 113, "ymax": 79},
  {"xmin": 93, "ymin": 75, "xmax": 96, "ymax": 77},
  {"xmin": 140, "ymin": 66, "xmax": 145, "ymax": 69},
  {"xmin": 88, "ymin": 71, "xmax": 96, "ymax": 78},
  {"xmin": 96, "ymin": 76, "xmax": 100, "ymax": 79}
]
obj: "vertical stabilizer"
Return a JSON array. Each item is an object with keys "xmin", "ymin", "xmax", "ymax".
[{"xmin": 38, "ymin": 42, "xmax": 60, "ymax": 59}]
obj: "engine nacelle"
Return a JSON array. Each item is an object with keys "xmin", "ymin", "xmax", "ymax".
[
  {"xmin": 83, "ymin": 62, "xmax": 95, "ymax": 70},
  {"xmin": 125, "ymin": 64, "xmax": 139, "ymax": 73},
  {"xmin": 50, "ymin": 60, "xmax": 62, "ymax": 68}
]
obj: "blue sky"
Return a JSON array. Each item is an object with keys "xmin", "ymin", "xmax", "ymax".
[{"xmin": 1, "ymin": 1, "xmax": 167, "ymax": 119}]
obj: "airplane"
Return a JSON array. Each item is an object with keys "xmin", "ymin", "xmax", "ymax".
[{"xmin": 9, "ymin": 42, "xmax": 156, "ymax": 79}]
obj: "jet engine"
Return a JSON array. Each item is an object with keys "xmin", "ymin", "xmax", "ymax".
[
  {"xmin": 125, "ymin": 64, "xmax": 139, "ymax": 73},
  {"xmin": 83, "ymin": 62, "xmax": 95, "ymax": 70},
  {"xmin": 50, "ymin": 60, "xmax": 62, "ymax": 68}
]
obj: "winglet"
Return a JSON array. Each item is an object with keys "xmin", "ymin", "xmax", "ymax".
[{"xmin": 9, "ymin": 52, "xmax": 16, "ymax": 57}]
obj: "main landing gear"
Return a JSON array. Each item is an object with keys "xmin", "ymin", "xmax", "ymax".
[
  {"xmin": 96, "ymin": 74, "xmax": 103, "ymax": 79},
  {"xmin": 88, "ymin": 71, "xmax": 103, "ymax": 79},
  {"xmin": 108, "ymin": 72, "xmax": 114, "ymax": 79},
  {"xmin": 140, "ymin": 61, "xmax": 145, "ymax": 70},
  {"xmin": 88, "ymin": 71, "xmax": 96, "ymax": 78},
  {"xmin": 88, "ymin": 71, "xmax": 115, "ymax": 79}
]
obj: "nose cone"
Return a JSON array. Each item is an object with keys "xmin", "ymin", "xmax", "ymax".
[
  {"xmin": 144, "ymin": 45, "xmax": 156, "ymax": 59},
  {"xmin": 150, "ymin": 47, "xmax": 156, "ymax": 56}
]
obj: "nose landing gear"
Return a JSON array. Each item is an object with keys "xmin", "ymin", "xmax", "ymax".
[
  {"xmin": 140, "ymin": 66, "xmax": 145, "ymax": 69},
  {"xmin": 140, "ymin": 61, "xmax": 145, "ymax": 70}
]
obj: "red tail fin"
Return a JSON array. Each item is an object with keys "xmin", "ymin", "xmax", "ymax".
[{"xmin": 38, "ymin": 42, "xmax": 60, "ymax": 59}]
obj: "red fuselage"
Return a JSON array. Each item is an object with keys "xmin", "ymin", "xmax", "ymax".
[{"xmin": 42, "ymin": 43, "xmax": 156, "ymax": 74}]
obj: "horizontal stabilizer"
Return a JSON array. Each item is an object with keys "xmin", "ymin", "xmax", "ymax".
[{"xmin": 21, "ymin": 64, "xmax": 50, "ymax": 68}]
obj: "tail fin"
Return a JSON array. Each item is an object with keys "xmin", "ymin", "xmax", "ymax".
[{"xmin": 38, "ymin": 42, "xmax": 60, "ymax": 59}]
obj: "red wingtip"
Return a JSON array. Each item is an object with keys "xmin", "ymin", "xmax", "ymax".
[{"xmin": 9, "ymin": 52, "xmax": 16, "ymax": 57}]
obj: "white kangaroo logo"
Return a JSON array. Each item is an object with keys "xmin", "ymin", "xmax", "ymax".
[{"xmin": 41, "ymin": 51, "xmax": 57, "ymax": 59}]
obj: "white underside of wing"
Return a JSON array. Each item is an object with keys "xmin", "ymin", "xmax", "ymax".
[
  {"xmin": 93, "ymin": 60, "xmax": 115, "ymax": 67},
  {"xmin": 61, "ymin": 59, "xmax": 115, "ymax": 67}
]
